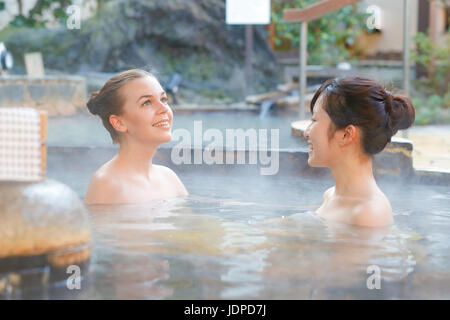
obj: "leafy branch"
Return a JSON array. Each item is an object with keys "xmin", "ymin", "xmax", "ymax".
[{"xmin": 271, "ymin": 0, "xmax": 369, "ymax": 65}]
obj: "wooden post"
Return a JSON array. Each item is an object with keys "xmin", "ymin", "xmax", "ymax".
[
  {"xmin": 299, "ymin": 21, "xmax": 308, "ymax": 120},
  {"xmin": 39, "ymin": 110, "xmax": 47, "ymax": 179},
  {"xmin": 245, "ymin": 25, "xmax": 254, "ymax": 96},
  {"xmin": 402, "ymin": 0, "xmax": 409, "ymax": 138},
  {"xmin": 283, "ymin": 0, "xmax": 360, "ymax": 22},
  {"xmin": 428, "ymin": 0, "xmax": 438, "ymax": 43},
  {"xmin": 268, "ymin": 22, "xmax": 276, "ymax": 49},
  {"xmin": 283, "ymin": 0, "xmax": 360, "ymax": 118}
]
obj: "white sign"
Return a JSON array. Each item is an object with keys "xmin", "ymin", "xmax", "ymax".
[
  {"xmin": 226, "ymin": 0, "xmax": 271, "ymax": 25},
  {"xmin": 24, "ymin": 52, "xmax": 45, "ymax": 76}
]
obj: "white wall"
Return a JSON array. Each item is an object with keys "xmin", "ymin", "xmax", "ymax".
[{"xmin": 358, "ymin": 0, "xmax": 419, "ymax": 56}]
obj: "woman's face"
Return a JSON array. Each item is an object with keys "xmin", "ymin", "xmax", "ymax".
[
  {"xmin": 118, "ymin": 76, "xmax": 173, "ymax": 145},
  {"xmin": 304, "ymin": 96, "xmax": 339, "ymax": 167}
]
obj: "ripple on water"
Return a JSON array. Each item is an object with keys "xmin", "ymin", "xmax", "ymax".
[{"xmin": 72, "ymin": 193, "xmax": 450, "ymax": 299}]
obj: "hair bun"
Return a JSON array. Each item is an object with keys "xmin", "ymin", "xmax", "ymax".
[
  {"xmin": 382, "ymin": 89, "xmax": 394, "ymax": 116},
  {"xmin": 86, "ymin": 90, "xmax": 101, "ymax": 115},
  {"xmin": 385, "ymin": 93, "xmax": 415, "ymax": 136}
]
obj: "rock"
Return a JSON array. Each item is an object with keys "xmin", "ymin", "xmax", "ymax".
[
  {"xmin": 3, "ymin": 0, "xmax": 280, "ymax": 101},
  {"xmin": 0, "ymin": 179, "xmax": 91, "ymax": 260}
]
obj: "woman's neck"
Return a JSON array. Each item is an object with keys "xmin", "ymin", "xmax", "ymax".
[
  {"xmin": 116, "ymin": 139, "xmax": 158, "ymax": 180},
  {"xmin": 329, "ymin": 154, "xmax": 377, "ymax": 198}
]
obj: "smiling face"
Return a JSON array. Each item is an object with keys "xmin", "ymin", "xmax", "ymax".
[
  {"xmin": 113, "ymin": 76, "xmax": 173, "ymax": 146},
  {"xmin": 304, "ymin": 96, "xmax": 340, "ymax": 167}
]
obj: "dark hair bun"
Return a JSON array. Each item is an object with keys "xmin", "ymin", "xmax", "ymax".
[
  {"xmin": 385, "ymin": 93, "xmax": 415, "ymax": 137},
  {"xmin": 86, "ymin": 90, "xmax": 101, "ymax": 115}
]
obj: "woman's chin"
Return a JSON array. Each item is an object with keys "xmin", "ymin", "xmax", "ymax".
[
  {"xmin": 160, "ymin": 132, "xmax": 172, "ymax": 143},
  {"xmin": 307, "ymin": 155, "xmax": 321, "ymax": 167},
  {"xmin": 308, "ymin": 157, "xmax": 328, "ymax": 168},
  {"xmin": 146, "ymin": 132, "xmax": 172, "ymax": 145},
  {"xmin": 307, "ymin": 153, "xmax": 314, "ymax": 165}
]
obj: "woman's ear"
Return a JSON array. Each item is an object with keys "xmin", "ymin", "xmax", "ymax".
[
  {"xmin": 340, "ymin": 125, "xmax": 358, "ymax": 146},
  {"xmin": 109, "ymin": 115, "xmax": 127, "ymax": 134}
]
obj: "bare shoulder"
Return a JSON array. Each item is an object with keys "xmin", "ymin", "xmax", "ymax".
[
  {"xmin": 154, "ymin": 164, "xmax": 177, "ymax": 177},
  {"xmin": 153, "ymin": 165, "xmax": 188, "ymax": 196},
  {"xmin": 84, "ymin": 168, "xmax": 123, "ymax": 204},
  {"xmin": 352, "ymin": 197, "xmax": 393, "ymax": 227}
]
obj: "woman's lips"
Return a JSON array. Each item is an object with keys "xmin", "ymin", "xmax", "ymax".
[
  {"xmin": 308, "ymin": 142, "xmax": 313, "ymax": 154},
  {"xmin": 152, "ymin": 120, "xmax": 171, "ymax": 129}
]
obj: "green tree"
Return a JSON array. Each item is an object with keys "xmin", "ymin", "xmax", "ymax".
[
  {"xmin": 411, "ymin": 31, "xmax": 450, "ymax": 96},
  {"xmin": 271, "ymin": 0, "xmax": 368, "ymax": 65},
  {"xmin": 8, "ymin": 0, "xmax": 111, "ymax": 28},
  {"xmin": 9, "ymin": 0, "xmax": 74, "ymax": 27}
]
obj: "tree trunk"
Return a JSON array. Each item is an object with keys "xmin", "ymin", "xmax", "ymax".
[{"xmin": 17, "ymin": 0, "xmax": 23, "ymax": 15}]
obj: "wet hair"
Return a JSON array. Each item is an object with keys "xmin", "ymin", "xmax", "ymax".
[
  {"xmin": 310, "ymin": 77, "xmax": 415, "ymax": 155},
  {"xmin": 86, "ymin": 69, "xmax": 155, "ymax": 143}
]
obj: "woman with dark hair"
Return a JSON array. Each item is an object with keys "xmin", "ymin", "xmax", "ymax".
[
  {"xmin": 304, "ymin": 77, "xmax": 415, "ymax": 227},
  {"xmin": 84, "ymin": 69, "xmax": 187, "ymax": 204}
]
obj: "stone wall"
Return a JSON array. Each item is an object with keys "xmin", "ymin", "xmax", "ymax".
[{"xmin": 0, "ymin": 75, "xmax": 87, "ymax": 116}]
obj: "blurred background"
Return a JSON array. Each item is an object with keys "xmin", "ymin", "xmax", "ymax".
[{"xmin": 0, "ymin": 0, "xmax": 449, "ymax": 168}]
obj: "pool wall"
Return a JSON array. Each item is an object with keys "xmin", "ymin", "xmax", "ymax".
[
  {"xmin": 0, "ymin": 75, "xmax": 86, "ymax": 116},
  {"xmin": 47, "ymin": 145, "xmax": 450, "ymax": 198}
]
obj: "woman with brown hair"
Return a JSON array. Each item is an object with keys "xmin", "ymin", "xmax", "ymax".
[
  {"xmin": 84, "ymin": 69, "xmax": 187, "ymax": 204},
  {"xmin": 304, "ymin": 77, "xmax": 415, "ymax": 227}
]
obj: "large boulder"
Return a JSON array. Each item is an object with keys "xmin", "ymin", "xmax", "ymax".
[
  {"xmin": 0, "ymin": 179, "xmax": 91, "ymax": 261},
  {"xmin": 3, "ymin": 0, "xmax": 280, "ymax": 101}
]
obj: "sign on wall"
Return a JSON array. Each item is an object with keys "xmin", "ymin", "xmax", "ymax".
[
  {"xmin": 24, "ymin": 52, "xmax": 45, "ymax": 76},
  {"xmin": 226, "ymin": 0, "xmax": 271, "ymax": 25}
]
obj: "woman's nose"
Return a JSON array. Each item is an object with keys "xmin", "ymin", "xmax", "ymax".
[
  {"xmin": 304, "ymin": 124, "xmax": 310, "ymax": 139},
  {"xmin": 157, "ymin": 101, "xmax": 170, "ymax": 113}
]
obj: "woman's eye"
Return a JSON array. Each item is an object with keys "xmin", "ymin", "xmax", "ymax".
[
  {"xmin": 161, "ymin": 97, "xmax": 168, "ymax": 104},
  {"xmin": 143, "ymin": 100, "xmax": 151, "ymax": 106}
]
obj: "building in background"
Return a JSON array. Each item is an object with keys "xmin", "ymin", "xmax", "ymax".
[
  {"xmin": 269, "ymin": 0, "xmax": 448, "ymax": 61},
  {"xmin": 267, "ymin": 0, "xmax": 448, "ymax": 84},
  {"xmin": 359, "ymin": 0, "xmax": 448, "ymax": 60},
  {"xmin": 358, "ymin": 0, "xmax": 419, "ymax": 60},
  {"xmin": 418, "ymin": 0, "xmax": 449, "ymax": 46}
]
